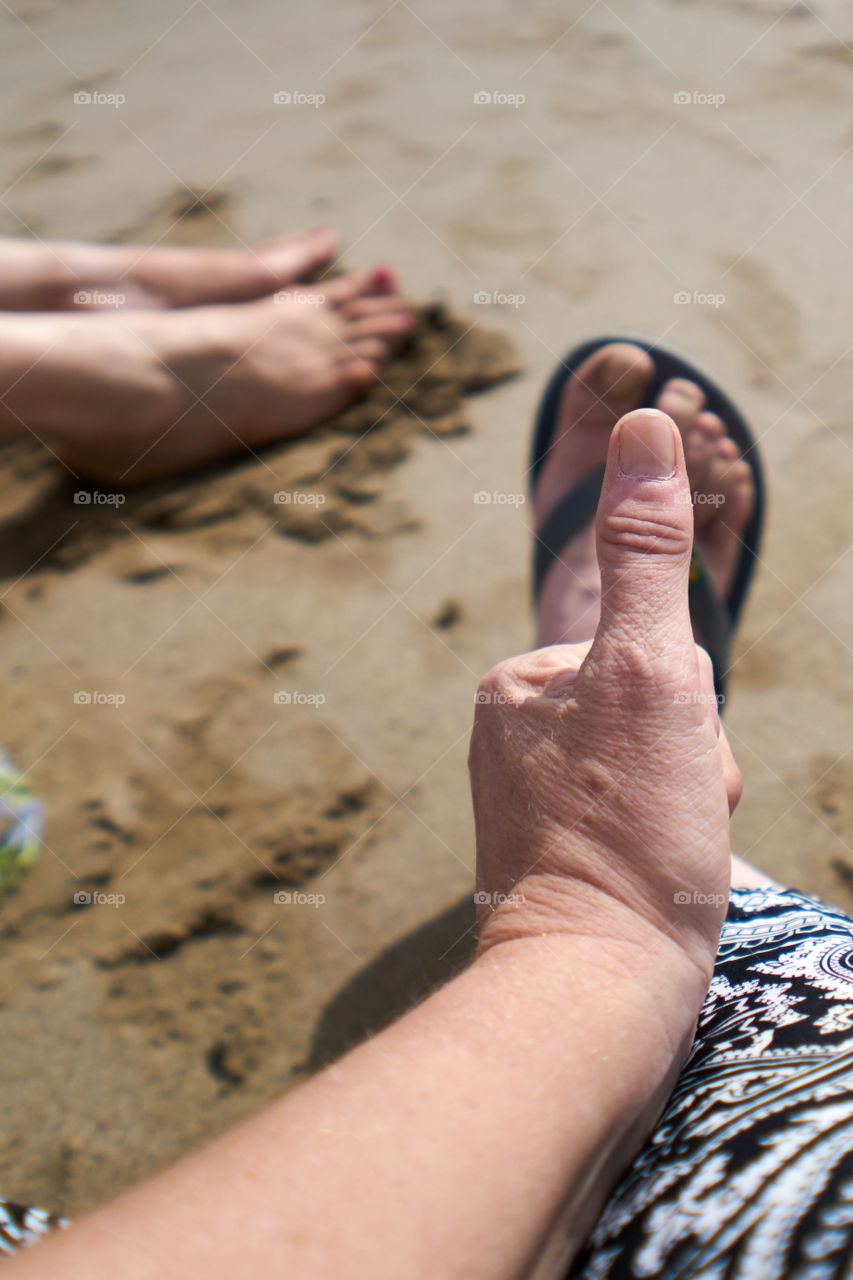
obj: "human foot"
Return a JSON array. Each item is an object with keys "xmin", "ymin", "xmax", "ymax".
[
  {"xmin": 533, "ymin": 343, "xmax": 653, "ymax": 646},
  {"xmin": 0, "ymin": 228, "xmax": 339, "ymax": 311},
  {"xmin": 655, "ymin": 378, "xmax": 755, "ymax": 609},
  {"xmin": 0, "ymin": 266, "xmax": 414, "ymax": 482},
  {"xmin": 533, "ymin": 345, "xmax": 755, "ymax": 649}
]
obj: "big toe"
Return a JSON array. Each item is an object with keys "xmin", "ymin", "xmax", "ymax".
[
  {"xmin": 323, "ymin": 266, "xmax": 400, "ymax": 307},
  {"xmin": 533, "ymin": 342, "xmax": 653, "ymax": 523},
  {"xmin": 561, "ymin": 342, "xmax": 655, "ymax": 432},
  {"xmin": 256, "ymin": 226, "xmax": 339, "ymax": 281}
]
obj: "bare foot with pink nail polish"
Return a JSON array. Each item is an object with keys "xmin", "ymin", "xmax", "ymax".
[{"xmin": 0, "ymin": 263, "xmax": 414, "ymax": 483}]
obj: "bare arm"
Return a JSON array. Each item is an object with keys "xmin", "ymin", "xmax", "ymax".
[
  {"xmin": 6, "ymin": 925, "xmax": 702, "ymax": 1280},
  {"xmin": 6, "ymin": 408, "xmax": 735, "ymax": 1278}
]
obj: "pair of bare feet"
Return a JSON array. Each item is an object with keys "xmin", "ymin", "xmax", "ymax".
[
  {"xmin": 0, "ymin": 228, "xmax": 413, "ymax": 483},
  {"xmin": 533, "ymin": 342, "xmax": 755, "ymax": 649}
]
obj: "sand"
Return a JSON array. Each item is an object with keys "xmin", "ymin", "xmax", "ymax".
[{"xmin": 1, "ymin": 0, "xmax": 853, "ymax": 1219}]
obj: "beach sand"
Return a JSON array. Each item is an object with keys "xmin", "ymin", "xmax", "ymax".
[{"xmin": 1, "ymin": 0, "xmax": 852, "ymax": 1217}]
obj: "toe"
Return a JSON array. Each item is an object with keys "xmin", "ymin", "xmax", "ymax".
[
  {"xmin": 728, "ymin": 460, "xmax": 756, "ymax": 525},
  {"xmin": 125, "ymin": 230, "xmax": 341, "ymax": 308},
  {"xmin": 715, "ymin": 437, "xmax": 743, "ymax": 483},
  {"xmin": 256, "ymin": 226, "xmax": 339, "ymax": 281},
  {"xmin": 346, "ymin": 336, "xmax": 390, "ymax": 367},
  {"xmin": 655, "ymin": 377, "xmax": 705, "ymax": 431},
  {"xmin": 693, "ymin": 439, "xmax": 756, "ymax": 605},
  {"xmin": 344, "ymin": 312, "xmax": 414, "ymax": 345},
  {"xmin": 695, "ymin": 410, "xmax": 725, "ymax": 441},
  {"xmin": 561, "ymin": 343, "xmax": 654, "ymax": 433},
  {"xmin": 716, "ymin": 446, "xmax": 754, "ymax": 524},
  {"xmin": 340, "ymin": 357, "xmax": 380, "ymax": 392},
  {"xmin": 683, "ymin": 419, "xmax": 712, "ymax": 489},
  {"xmin": 684, "ymin": 412, "xmax": 723, "ymax": 511},
  {"xmin": 340, "ymin": 295, "xmax": 413, "ymax": 322},
  {"xmin": 323, "ymin": 266, "xmax": 400, "ymax": 307},
  {"xmin": 533, "ymin": 343, "xmax": 652, "ymax": 529}
]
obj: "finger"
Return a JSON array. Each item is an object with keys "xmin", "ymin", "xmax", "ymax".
[
  {"xmin": 475, "ymin": 643, "xmax": 593, "ymax": 705},
  {"xmin": 583, "ymin": 408, "xmax": 695, "ymax": 691},
  {"xmin": 696, "ymin": 646, "xmax": 742, "ymax": 814},
  {"xmin": 696, "ymin": 646, "xmax": 722, "ymax": 734},
  {"xmin": 719, "ymin": 725, "xmax": 743, "ymax": 816}
]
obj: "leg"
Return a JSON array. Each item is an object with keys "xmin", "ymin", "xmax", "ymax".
[
  {"xmin": 0, "ymin": 229, "xmax": 339, "ymax": 311},
  {"xmin": 0, "ymin": 268, "xmax": 413, "ymax": 482}
]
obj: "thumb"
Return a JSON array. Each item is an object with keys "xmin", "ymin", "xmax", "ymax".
[{"xmin": 585, "ymin": 408, "xmax": 696, "ymax": 681}]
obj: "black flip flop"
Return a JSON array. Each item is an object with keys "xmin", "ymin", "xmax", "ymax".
[{"xmin": 530, "ymin": 335, "xmax": 765, "ymax": 704}]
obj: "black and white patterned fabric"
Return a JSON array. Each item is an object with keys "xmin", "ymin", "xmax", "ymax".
[
  {"xmin": 572, "ymin": 886, "xmax": 853, "ymax": 1279},
  {"xmin": 0, "ymin": 1199, "xmax": 64, "ymax": 1256}
]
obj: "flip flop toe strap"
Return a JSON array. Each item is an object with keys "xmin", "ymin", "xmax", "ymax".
[
  {"xmin": 533, "ymin": 464, "xmax": 606, "ymax": 601},
  {"xmin": 688, "ymin": 553, "xmax": 732, "ymax": 703}
]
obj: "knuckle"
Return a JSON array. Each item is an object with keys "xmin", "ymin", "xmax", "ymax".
[
  {"xmin": 476, "ymin": 658, "xmax": 521, "ymax": 705},
  {"xmin": 603, "ymin": 637, "xmax": 662, "ymax": 685},
  {"xmin": 586, "ymin": 637, "xmax": 690, "ymax": 703},
  {"xmin": 478, "ymin": 659, "xmax": 511, "ymax": 695},
  {"xmin": 569, "ymin": 753, "xmax": 622, "ymax": 806},
  {"xmin": 599, "ymin": 509, "xmax": 692, "ymax": 559}
]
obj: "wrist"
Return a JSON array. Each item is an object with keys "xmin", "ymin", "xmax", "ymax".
[
  {"xmin": 463, "ymin": 925, "xmax": 706, "ymax": 1247},
  {"xmin": 475, "ymin": 871, "xmax": 719, "ymax": 1028}
]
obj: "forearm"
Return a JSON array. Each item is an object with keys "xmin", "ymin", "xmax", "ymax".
[{"xmin": 7, "ymin": 929, "xmax": 704, "ymax": 1280}]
